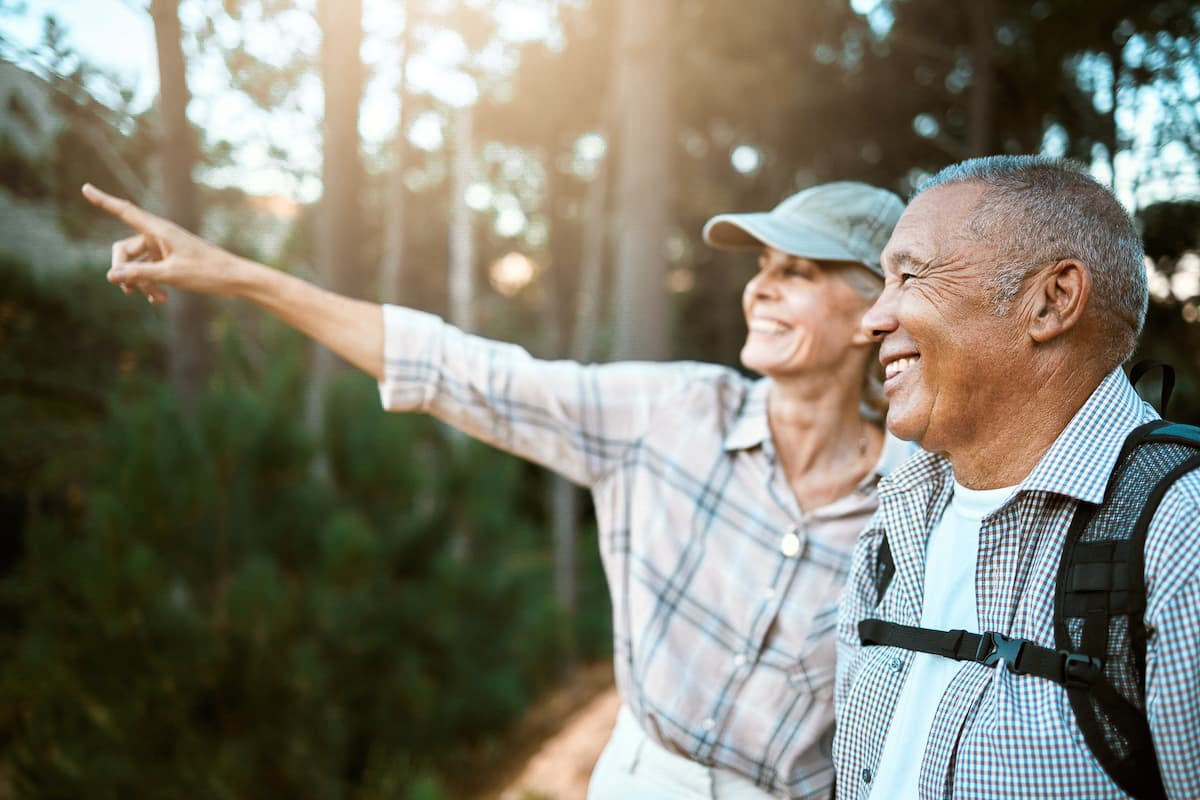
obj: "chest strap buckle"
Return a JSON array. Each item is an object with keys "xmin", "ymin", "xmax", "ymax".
[{"xmin": 975, "ymin": 631, "xmax": 1027, "ymax": 671}]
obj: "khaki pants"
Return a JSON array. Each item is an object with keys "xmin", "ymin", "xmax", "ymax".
[{"xmin": 588, "ymin": 707, "xmax": 782, "ymax": 800}]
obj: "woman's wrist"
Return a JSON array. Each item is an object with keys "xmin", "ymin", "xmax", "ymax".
[{"xmin": 226, "ymin": 254, "xmax": 275, "ymax": 301}]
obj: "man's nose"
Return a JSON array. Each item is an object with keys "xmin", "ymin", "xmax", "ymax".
[{"xmin": 860, "ymin": 285, "xmax": 899, "ymax": 342}]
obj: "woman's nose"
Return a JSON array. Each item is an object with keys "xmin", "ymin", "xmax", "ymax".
[{"xmin": 747, "ymin": 270, "xmax": 779, "ymax": 299}]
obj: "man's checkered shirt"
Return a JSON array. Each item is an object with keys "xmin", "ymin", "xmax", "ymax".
[
  {"xmin": 835, "ymin": 368, "xmax": 1200, "ymax": 799},
  {"xmin": 378, "ymin": 305, "xmax": 910, "ymax": 798}
]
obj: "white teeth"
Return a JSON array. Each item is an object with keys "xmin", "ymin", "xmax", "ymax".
[
  {"xmin": 749, "ymin": 319, "xmax": 789, "ymax": 334},
  {"xmin": 885, "ymin": 356, "xmax": 919, "ymax": 379}
]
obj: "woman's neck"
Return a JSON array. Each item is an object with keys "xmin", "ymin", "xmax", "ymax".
[{"xmin": 766, "ymin": 373, "xmax": 883, "ymax": 510}]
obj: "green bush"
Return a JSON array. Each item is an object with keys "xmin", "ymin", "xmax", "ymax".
[{"xmin": 0, "ymin": 258, "xmax": 610, "ymax": 798}]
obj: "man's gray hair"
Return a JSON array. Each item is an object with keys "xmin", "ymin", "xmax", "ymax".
[{"xmin": 917, "ymin": 156, "xmax": 1147, "ymax": 368}]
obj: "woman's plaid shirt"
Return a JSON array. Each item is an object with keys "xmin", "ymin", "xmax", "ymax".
[
  {"xmin": 835, "ymin": 368, "xmax": 1200, "ymax": 799},
  {"xmin": 378, "ymin": 306, "xmax": 910, "ymax": 798}
]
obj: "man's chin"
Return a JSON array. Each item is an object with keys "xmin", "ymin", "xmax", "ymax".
[{"xmin": 884, "ymin": 407, "xmax": 925, "ymax": 444}]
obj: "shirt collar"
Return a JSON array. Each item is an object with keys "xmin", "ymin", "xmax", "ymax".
[
  {"xmin": 879, "ymin": 446, "xmax": 951, "ymax": 498},
  {"xmin": 880, "ymin": 367, "xmax": 1158, "ymax": 505},
  {"xmin": 876, "ymin": 432, "xmax": 920, "ymax": 479},
  {"xmin": 1019, "ymin": 366, "xmax": 1159, "ymax": 503},
  {"xmin": 723, "ymin": 378, "xmax": 772, "ymax": 452}
]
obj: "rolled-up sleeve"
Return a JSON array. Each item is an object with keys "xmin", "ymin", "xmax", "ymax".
[{"xmin": 377, "ymin": 304, "xmax": 715, "ymax": 488}]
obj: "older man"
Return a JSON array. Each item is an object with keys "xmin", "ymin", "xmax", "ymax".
[{"xmin": 833, "ymin": 156, "xmax": 1200, "ymax": 799}]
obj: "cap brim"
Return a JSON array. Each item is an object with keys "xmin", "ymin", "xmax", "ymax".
[{"xmin": 702, "ymin": 213, "xmax": 870, "ymax": 265}]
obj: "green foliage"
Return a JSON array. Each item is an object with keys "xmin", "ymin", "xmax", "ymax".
[
  {"xmin": 1141, "ymin": 200, "xmax": 1200, "ymax": 259},
  {"xmin": 1132, "ymin": 303, "xmax": 1200, "ymax": 424},
  {"xmin": 1132, "ymin": 200, "xmax": 1200, "ymax": 425},
  {"xmin": 0, "ymin": 129, "xmax": 49, "ymax": 200},
  {"xmin": 0, "ymin": 253, "xmax": 162, "ymax": 499},
  {"xmin": 0, "ymin": 258, "xmax": 611, "ymax": 798}
]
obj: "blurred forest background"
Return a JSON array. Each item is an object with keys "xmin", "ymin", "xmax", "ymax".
[{"xmin": 2, "ymin": 0, "xmax": 1200, "ymax": 797}]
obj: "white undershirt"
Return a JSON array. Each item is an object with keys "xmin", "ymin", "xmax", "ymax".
[{"xmin": 867, "ymin": 480, "xmax": 1016, "ymax": 800}]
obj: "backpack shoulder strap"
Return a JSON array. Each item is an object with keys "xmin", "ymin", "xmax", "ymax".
[
  {"xmin": 1129, "ymin": 359, "xmax": 1176, "ymax": 415},
  {"xmin": 873, "ymin": 534, "xmax": 895, "ymax": 604},
  {"xmin": 1055, "ymin": 419, "xmax": 1200, "ymax": 800}
]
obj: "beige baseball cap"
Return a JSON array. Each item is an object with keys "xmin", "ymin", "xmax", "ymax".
[{"xmin": 702, "ymin": 181, "xmax": 904, "ymax": 277}]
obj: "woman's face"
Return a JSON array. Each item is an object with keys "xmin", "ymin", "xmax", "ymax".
[{"xmin": 740, "ymin": 246, "xmax": 879, "ymax": 379}]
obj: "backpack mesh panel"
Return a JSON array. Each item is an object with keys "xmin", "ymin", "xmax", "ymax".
[
  {"xmin": 1064, "ymin": 617, "xmax": 1136, "ymax": 758},
  {"xmin": 1064, "ymin": 440, "xmax": 1197, "ymax": 762}
]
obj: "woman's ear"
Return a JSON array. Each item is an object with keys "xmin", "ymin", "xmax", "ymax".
[{"xmin": 1028, "ymin": 258, "xmax": 1091, "ymax": 343}]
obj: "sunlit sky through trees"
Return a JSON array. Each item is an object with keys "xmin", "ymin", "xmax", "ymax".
[
  {"xmin": 4, "ymin": 0, "xmax": 577, "ymax": 206},
  {"xmin": 3, "ymin": 0, "xmax": 1199, "ymax": 217}
]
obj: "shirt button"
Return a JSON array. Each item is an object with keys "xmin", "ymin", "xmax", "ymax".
[
  {"xmin": 763, "ymin": 586, "xmax": 777, "ymax": 600},
  {"xmin": 889, "ymin": 656, "xmax": 904, "ymax": 673},
  {"xmin": 862, "ymin": 767, "xmax": 873, "ymax": 784},
  {"xmin": 702, "ymin": 717, "xmax": 716, "ymax": 731},
  {"xmin": 780, "ymin": 527, "xmax": 802, "ymax": 557},
  {"xmin": 733, "ymin": 652, "xmax": 747, "ymax": 667}
]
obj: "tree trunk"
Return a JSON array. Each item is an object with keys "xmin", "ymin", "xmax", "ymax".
[
  {"xmin": 548, "ymin": 103, "xmax": 613, "ymax": 660},
  {"xmin": 307, "ymin": 0, "xmax": 366, "ymax": 477},
  {"xmin": 446, "ymin": 101, "xmax": 476, "ymax": 559},
  {"xmin": 966, "ymin": 0, "xmax": 996, "ymax": 158},
  {"xmin": 448, "ymin": 102, "xmax": 476, "ymax": 333},
  {"xmin": 1104, "ymin": 37, "xmax": 1124, "ymax": 188},
  {"xmin": 150, "ymin": 0, "xmax": 209, "ymax": 409},
  {"xmin": 550, "ymin": 472, "xmax": 579, "ymax": 652},
  {"xmin": 549, "ymin": 140, "xmax": 614, "ymax": 633},
  {"xmin": 609, "ymin": 0, "xmax": 673, "ymax": 361},
  {"xmin": 572, "ymin": 129, "xmax": 611, "ymax": 363},
  {"xmin": 380, "ymin": 2, "xmax": 414, "ymax": 305}
]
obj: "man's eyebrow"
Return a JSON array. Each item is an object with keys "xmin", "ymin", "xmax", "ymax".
[{"xmin": 885, "ymin": 250, "xmax": 926, "ymax": 272}]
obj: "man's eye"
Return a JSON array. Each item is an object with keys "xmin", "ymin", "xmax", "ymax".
[{"xmin": 899, "ymin": 272, "xmax": 916, "ymax": 284}]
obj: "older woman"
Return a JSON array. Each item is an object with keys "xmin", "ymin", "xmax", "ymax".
[{"xmin": 83, "ymin": 179, "xmax": 908, "ymax": 799}]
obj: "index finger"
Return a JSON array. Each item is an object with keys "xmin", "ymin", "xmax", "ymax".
[{"xmin": 81, "ymin": 183, "xmax": 163, "ymax": 233}]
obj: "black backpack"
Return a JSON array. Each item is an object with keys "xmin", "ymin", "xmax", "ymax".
[{"xmin": 858, "ymin": 367, "xmax": 1200, "ymax": 800}]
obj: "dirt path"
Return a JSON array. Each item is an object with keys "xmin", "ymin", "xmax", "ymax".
[
  {"xmin": 493, "ymin": 687, "xmax": 619, "ymax": 800},
  {"xmin": 475, "ymin": 663, "xmax": 619, "ymax": 800}
]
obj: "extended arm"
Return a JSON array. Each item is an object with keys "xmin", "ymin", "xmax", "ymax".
[
  {"xmin": 84, "ymin": 183, "xmax": 711, "ymax": 487},
  {"xmin": 82, "ymin": 183, "xmax": 383, "ymax": 380}
]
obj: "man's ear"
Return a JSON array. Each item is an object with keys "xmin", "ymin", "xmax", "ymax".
[{"xmin": 1029, "ymin": 258, "xmax": 1091, "ymax": 343}]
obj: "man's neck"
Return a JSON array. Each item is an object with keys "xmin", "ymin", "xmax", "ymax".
[{"xmin": 947, "ymin": 361, "xmax": 1108, "ymax": 489}]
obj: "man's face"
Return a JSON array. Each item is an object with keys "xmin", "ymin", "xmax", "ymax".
[{"xmin": 862, "ymin": 183, "xmax": 1031, "ymax": 455}]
